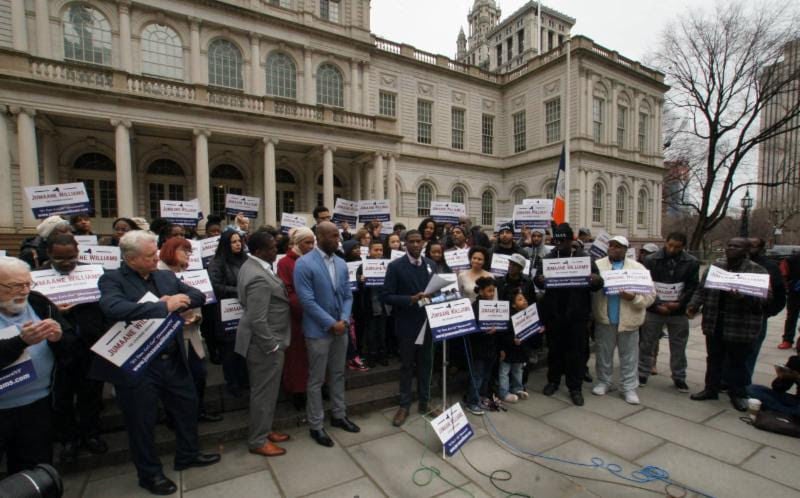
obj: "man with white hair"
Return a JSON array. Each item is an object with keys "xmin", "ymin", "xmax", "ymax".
[
  {"xmin": 0, "ymin": 256, "xmax": 72, "ymax": 473},
  {"xmin": 90, "ymin": 230, "xmax": 220, "ymax": 495}
]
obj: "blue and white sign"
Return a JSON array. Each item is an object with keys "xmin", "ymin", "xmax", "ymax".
[
  {"xmin": 511, "ymin": 303, "xmax": 543, "ymax": 341},
  {"xmin": 654, "ymin": 282, "xmax": 683, "ymax": 302},
  {"xmin": 602, "ymin": 269, "xmax": 655, "ymax": 295},
  {"xmin": 478, "ymin": 300, "xmax": 509, "ymax": 331},
  {"xmin": 31, "ymin": 265, "xmax": 104, "ymax": 306},
  {"xmin": 430, "ymin": 403, "xmax": 474, "ymax": 457},
  {"xmin": 357, "ymin": 200, "xmax": 391, "ymax": 223},
  {"xmin": 160, "ymin": 200, "xmax": 201, "ymax": 227},
  {"xmin": 347, "ymin": 261, "xmax": 361, "ymax": 291},
  {"xmin": 513, "ymin": 200, "xmax": 552, "ymax": 232},
  {"xmin": 430, "ymin": 201, "xmax": 466, "ymax": 225},
  {"xmin": 176, "ymin": 270, "xmax": 217, "ymax": 304},
  {"xmin": 704, "ymin": 265, "xmax": 771, "ymax": 299},
  {"xmin": 588, "ymin": 232, "xmax": 610, "ymax": 259},
  {"xmin": 225, "ymin": 194, "xmax": 260, "ymax": 218},
  {"xmin": 363, "ymin": 259, "xmax": 390, "ymax": 287},
  {"xmin": 490, "ymin": 253, "xmax": 531, "ymax": 278},
  {"xmin": 91, "ymin": 293, "xmax": 185, "ymax": 376},
  {"xmin": 542, "ymin": 257, "xmax": 592, "ymax": 288},
  {"xmin": 185, "ymin": 240, "xmax": 204, "ymax": 271},
  {"xmin": 77, "ymin": 245, "xmax": 121, "ymax": 270},
  {"xmin": 280, "ymin": 213, "xmax": 307, "ymax": 235},
  {"xmin": 444, "ymin": 248, "xmax": 470, "ymax": 272},
  {"xmin": 200, "ymin": 236, "xmax": 220, "ymax": 268},
  {"xmin": 0, "ymin": 326, "xmax": 38, "ymax": 395},
  {"xmin": 425, "ymin": 298, "xmax": 479, "ymax": 342},
  {"xmin": 74, "ymin": 235, "xmax": 98, "ymax": 246},
  {"xmin": 220, "ymin": 298, "xmax": 243, "ymax": 335},
  {"xmin": 333, "ymin": 198, "xmax": 359, "ymax": 227},
  {"xmin": 24, "ymin": 183, "xmax": 91, "ymax": 219}
]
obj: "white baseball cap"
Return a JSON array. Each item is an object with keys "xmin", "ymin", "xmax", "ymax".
[{"xmin": 609, "ymin": 235, "xmax": 630, "ymax": 247}]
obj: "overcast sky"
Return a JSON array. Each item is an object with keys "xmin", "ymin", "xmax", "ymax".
[{"xmin": 371, "ymin": 0, "xmax": 716, "ymax": 64}]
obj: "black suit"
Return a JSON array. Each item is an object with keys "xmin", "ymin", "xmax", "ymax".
[{"xmin": 92, "ymin": 263, "xmax": 205, "ymax": 481}]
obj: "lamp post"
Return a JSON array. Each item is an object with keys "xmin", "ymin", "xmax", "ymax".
[{"xmin": 739, "ymin": 188, "xmax": 753, "ymax": 237}]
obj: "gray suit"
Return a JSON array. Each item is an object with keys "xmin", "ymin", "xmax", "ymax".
[{"xmin": 235, "ymin": 256, "xmax": 291, "ymax": 449}]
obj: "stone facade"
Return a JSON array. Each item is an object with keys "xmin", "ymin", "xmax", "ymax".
[{"xmin": 0, "ymin": 0, "xmax": 666, "ymax": 239}]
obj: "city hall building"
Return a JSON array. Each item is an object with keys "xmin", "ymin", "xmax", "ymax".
[{"xmin": 0, "ymin": 0, "xmax": 667, "ymax": 239}]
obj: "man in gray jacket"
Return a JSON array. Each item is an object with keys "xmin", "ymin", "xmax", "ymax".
[{"xmin": 236, "ymin": 230, "xmax": 291, "ymax": 457}]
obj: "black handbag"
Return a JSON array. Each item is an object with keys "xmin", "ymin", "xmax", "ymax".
[{"xmin": 752, "ymin": 409, "xmax": 800, "ymax": 438}]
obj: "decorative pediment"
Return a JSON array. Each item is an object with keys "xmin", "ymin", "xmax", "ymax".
[
  {"xmin": 544, "ymin": 79, "xmax": 560, "ymax": 97},
  {"xmin": 511, "ymin": 94, "xmax": 525, "ymax": 109},
  {"xmin": 379, "ymin": 72, "xmax": 397, "ymax": 88},
  {"xmin": 418, "ymin": 82, "xmax": 434, "ymax": 96},
  {"xmin": 482, "ymin": 99, "xmax": 495, "ymax": 111},
  {"xmin": 452, "ymin": 90, "xmax": 466, "ymax": 105}
]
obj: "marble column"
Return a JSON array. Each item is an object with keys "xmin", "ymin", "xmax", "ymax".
[
  {"xmin": 387, "ymin": 154, "xmax": 397, "ymax": 217},
  {"xmin": 373, "ymin": 153, "xmax": 384, "ymax": 200},
  {"xmin": 364, "ymin": 165, "xmax": 374, "ymax": 200},
  {"xmin": 111, "ymin": 119, "xmax": 134, "ymax": 217},
  {"xmin": 11, "ymin": 0, "xmax": 27, "ymax": 52},
  {"xmin": 303, "ymin": 48, "xmax": 314, "ymax": 105},
  {"xmin": 263, "ymin": 138, "xmax": 278, "ymax": 226},
  {"xmin": 322, "ymin": 145, "xmax": 335, "ymax": 210},
  {"xmin": 0, "ymin": 107, "xmax": 15, "ymax": 228},
  {"xmin": 351, "ymin": 162, "xmax": 361, "ymax": 202},
  {"xmin": 190, "ymin": 19, "xmax": 202, "ymax": 84},
  {"xmin": 119, "ymin": 2, "xmax": 132, "ymax": 72},
  {"xmin": 304, "ymin": 162, "xmax": 315, "ymax": 211},
  {"xmin": 34, "ymin": 0, "xmax": 50, "ymax": 58},
  {"xmin": 12, "ymin": 107, "xmax": 38, "ymax": 227},
  {"xmin": 193, "ymin": 129, "xmax": 211, "ymax": 220},
  {"xmin": 41, "ymin": 130, "xmax": 59, "ymax": 185},
  {"xmin": 350, "ymin": 60, "xmax": 359, "ymax": 113},
  {"xmin": 361, "ymin": 62, "xmax": 370, "ymax": 114},
  {"xmin": 250, "ymin": 34, "xmax": 262, "ymax": 96}
]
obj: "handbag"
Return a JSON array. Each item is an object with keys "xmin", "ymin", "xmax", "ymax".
[{"xmin": 752, "ymin": 409, "xmax": 800, "ymax": 438}]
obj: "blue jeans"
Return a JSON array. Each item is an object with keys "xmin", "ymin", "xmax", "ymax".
[
  {"xmin": 498, "ymin": 361, "xmax": 524, "ymax": 398},
  {"xmin": 747, "ymin": 384, "xmax": 800, "ymax": 417},
  {"xmin": 466, "ymin": 357, "xmax": 492, "ymax": 405}
]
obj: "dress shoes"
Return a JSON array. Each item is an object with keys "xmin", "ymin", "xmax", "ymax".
[
  {"xmin": 690, "ymin": 389, "xmax": 719, "ymax": 401},
  {"xmin": 569, "ymin": 390, "xmax": 585, "ymax": 406},
  {"xmin": 268, "ymin": 432, "xmax": 290, "ymax": 443},
  {"xmin": 729, "ymin": 395, "xmax": 748, "ymax": 412},
  {"xmin": 331, "ymin": 417, "xmax": 361, "ymax": 433},
  {"xmin": 310, "ymin": 429, "xmax": 335, "ymax": 447},
  {"xmin": 139, "ymin": 474, "xmax": 178, "ymax": 495},
  {"xmin": 542, "ymin": 383, "xmax": 559, "ymax": 396},
  {"xmin": 198, "ymin": 411, "xmax": 223, "ymax": 423},
  {"xmin": 82, "ymin": 435, "xmax": 109, "ymax": 455},
  {"xmin": 174, "ymin": 452, "xmax": 221, "ymax": 471},
  {"xmin": 393, "ymin": 407, "xmax": 409, "ymax": 427},
  {"xmin": 249, "ymin": 441, "xmax": 286, "ymax": 457}
]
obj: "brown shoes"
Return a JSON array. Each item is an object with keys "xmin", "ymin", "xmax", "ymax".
[
  {"xmin": 267, "ymin": 432, "xmax": 290, "ymax": 443},
  {"xmin": 249, "ymin": 441, "xmax": 286, "ymax": 457},
  {"xmin": 392, "ymin": 407, "xmax": 409, "ymax": 427}
]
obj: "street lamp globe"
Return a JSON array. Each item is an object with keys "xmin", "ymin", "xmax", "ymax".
[{"xmin": 741, "ymin": 188, "xmax": 753, "ymax": 210}]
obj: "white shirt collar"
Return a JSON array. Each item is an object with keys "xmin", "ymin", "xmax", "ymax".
[{"xmin": 248, "ymin": 253, "xmax": 273, "ymax": 273}]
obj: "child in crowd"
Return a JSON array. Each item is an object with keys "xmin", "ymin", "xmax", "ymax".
[
  {"xmin": 465, "ymin": 277, "xmax": 500, "ymax": 415},
  {"xmin": 384, "ymin": 233, "xmax": 403, "ymax": 256},
  {"xmin": 342, "ymin": 240, "xmax": 368, "ymax": 371},
  {"xmin": 356, "ymin": 240, "xmax": 389, "ymax": 367},
  {"xmin": 498, "ymin": 288, "xmax": 531, "ymax": 403},
  {"xmin": 425, "ymin": 240, "xmax": 451, "ymax": 274}
]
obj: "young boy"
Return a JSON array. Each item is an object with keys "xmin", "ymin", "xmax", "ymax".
[
  {"xmin": 356, "ymin": 239, "xmax": 389, "ymax": 367},
  {"xmin": 466, "ymin": 277, "xmax": 500, "ymax": 415}
]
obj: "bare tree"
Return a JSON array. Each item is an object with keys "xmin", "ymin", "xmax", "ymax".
[{"xmin": 655, "ymin": 0, "xmax": 800, "ymax": 250}]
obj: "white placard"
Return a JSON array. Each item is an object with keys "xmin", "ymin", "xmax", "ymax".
[
  {"xmin": 626, "ymin": 247, "xmax": 637, "ymax": 260},
  {"xmin": 360, "ymin": 246, "xmax": 369, "ymax": 260},
  {"xmin": 160, "ymin": 200, "xmax": 200, "ymax": 227},
  {"xmin": 30, "ymin": 265, "xmax": 104, "ymax": 305},
  {"xmin": 478, "ymin": 300, "xmax": 510, "ymax": 331},
  {"xmin": 390, "ymin": 250, "xmax": 406, "ymax": 261},
  {"xmin": 589, "ymin": 232, "xmax": 610, "ymax": 259},
  {"xmin": 358, "ymin": 199, "xmax": 391, "ymax": 223},
  {"xmin": 444, "ymin": 248, "xmax": 470, "ymax": 272},
  {"xmin": 601, "ymin": 268, "xmax": 655, "ymax": 295},
  {"xmin": 74, "ymin": 235, "xmax": 98, "ymax": 246},
  {"xmin": 654, "ymin": 282, "xmax": 684, "ymax": 302},
  {"xmin": 78, "ymin": 245, "xmax": 121, "ymax": 270},
  {"xmin": 0, "ymin": 326, "xmax": 37, "ymax": 395},
  {"xmin": 332, "ymin": 198, "xmax": 359, "ymax": 227},
  {"xmin": 363, "ymin": 259, "xmax": 390, "ymax": 287},
  {"xmin": 200, "ymin": 236, "xmax": 220, "ymax": 267},
  {"xmin": 186, "ymin": 240, "xmax": 203, "ymax": 271},
  {"xmin": 542, "ymin": 257, "xmax": 592, "ymax": 288},
  {"xmin": 704, "ymin": 265, "xmax": 771, "ymax": 299},
  {"xmin": 513, "ymin": 200, "xmax": 552, "ymax": 232},
  {"xmin": 176, "ymin": 269, "xmax": 217, "ymax": 304},
  {"xmin": 25, "ymin": 182, "xmax": 90, "ymax": 219},
  {"xmin": 430, "ymin": 201, "xmax": 466, "ymax": 225},
  {"xmin": 225, "ymin": 194, "xmax": 260, "ymax": 218},
  {"xmin": 280, "ymin": 213, "xmax": 307, "ymax": 235},
  {"xmin": 511, "ymin": 302, "xmax": 544, "ymax": 340},
  {"xmin": 425, "ymin": 297, "xmax": 479, "ymax": 342},
  {"xmin": 220, "ymin": 298, "xmax": 243, "ymax": 334},
  {"xmin": 430, "ymin": 403, "xmax": 474, "ymax": 457},
  {"xmin": 347, "ymin": 261, "xmax": 361, "ymax": 291}
]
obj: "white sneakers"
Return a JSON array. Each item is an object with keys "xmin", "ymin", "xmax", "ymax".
[
  {"xmin": 502, "ymin": 393, "xmax": 519, "ymax": 403},
  {"xmin": 592, "ymin": 384, "xmax": 609, "ymax": 396},
  {"xmin": 623, "ymin": 390, "xmax": 641, "ymax": 405}
]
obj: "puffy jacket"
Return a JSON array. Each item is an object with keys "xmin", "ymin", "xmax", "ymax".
[
  {"xmin": 592, "ymin": 257, "xmax": 656, "ymax": 332},
  {"xmin": 643, "ymin": 248, "xmax": 700, "ymax": 315}
]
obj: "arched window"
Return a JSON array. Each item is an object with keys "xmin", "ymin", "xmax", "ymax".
[
  {"xmin": 451, "ymin": 186, "xmax": 466, "ymax": 205},
  {"xmin": 481, "ymin": 191, "xmax": 494, "ymax": 226},
  {"xmin": 417, "ymin": 183, "xmax": 433, "ymax": 217},
  {"xmin": 542, "ymin": 182, "xmax": 556, "ymax": 200},
  {"xmin": 147, "ymin": 159, "xmax": 185, "ymax": 219},
  {"xmin": 141, "ymin": 24, "xmax": 183, "ymax": 80},
  {"xmin": 616, "ymin": 186, "xmax": 627, "ymax": 225},
  {"xmin": 637, "ymin": 189, "xmax": 648, "ymax": 226},
  {"xmin": 211, "ymin": 164, "xmax": 244, "ymax": 217},
  {"xmin": 74, "ymin": 153, "xmax": 116, "ymax": 218},
  {"xmin": 62, "ymin": 4, "xmax": 112, "ymax": 65},
  {"xmin": 317, "ymin": 63, "xmax": 343, "ymax": 107},
  {"xmin": 208, "ymin": 39, "xmax": 243, "ymax": 90},
  {"xmin": 276, "ymin": 168, "xmax": 296, "ymax": 214},
  {"xmin": 513, "ymin": 189, "xmax": 527, "ymax": 206},
  {"xmin": 592, "ymin": 183, "xmax": 604, "ymax": 223},
  {"xmin": 266, "ymin": 53, "xmax": 296, "ymax": 99}
]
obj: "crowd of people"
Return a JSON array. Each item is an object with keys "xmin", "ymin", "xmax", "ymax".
[{"xmin": 1, "ymin": 206, "xmax": 799, "ymax": 496}]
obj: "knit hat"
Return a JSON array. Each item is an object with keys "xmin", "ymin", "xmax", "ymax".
[
  {"xmin": 508, "ymin": 253, "xmax": 528, "ymax": 269},
  {"xmin": 552, "ymin": 223, "xmax": 574, "ymax": 241},
  {"xmin": 36, "ymin": 215, "xmax": 69, "ymax": 238},
  {"xmin": 498, "ymin": 223, "xmax": 514, "ymax": 233},
  {"xmin": 642, "ymin": 243, "xmax": 660, "ymax": 254},
  {"xmin": 342, "ymin": 240, "xmax": 360, "ymax": 258}
]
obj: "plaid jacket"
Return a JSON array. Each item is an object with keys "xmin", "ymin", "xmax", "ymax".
[{"xmin": 689, "ymin": 258, "xmax": 771, "ymax": 343}]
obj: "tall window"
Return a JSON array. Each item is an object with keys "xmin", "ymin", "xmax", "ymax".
[
  {"xmin": 513, "ymin": 111, "xmax": 526, "ymax": 153},
  {"xmin": 62, "ymin": 4, "xmax": 112, "ymax": 65},
  {"xmin": 481, "ymin": 190, "xmax": 494, "ymax": 226},
  {"xmin": 266, "ymin": 53, "xmax": 296, "ymax": 99},
  {"xmin": 638, "ymin": 112, "xmax": 648, "ymax": 152},
  {"xmin": 592, "ymin": 183, "xmax": 604, "ymax": 223},
  {"xmin": 147, "ymin": 159, "xmax": 185, "ymax": 220},
  {"xmin": 451, "ymin": 186, "xmax": 466, "ymax": 205},
  {"xmin": 208, "ymin": 39, "xmax": 243, "ymax": 89},
  {"xmin": 74, "ymin": 153, "xmax": 116, "ymax": 218},
  {"xmin": 451, "ymin": 108, "xmax": 465, "ymax": 150},
  {"xmin": 141, "ymin": 24, "xmax": 183, "ymax": 80},
  {"xmin": 616, "ymin": 186, "xmax": 627, "ymax": 225},
  {"xmin": 417, "ymin": 184, "xmax": 433, "ymax": 216},
  {"xmin": 482, "ymin": 114, "xmax": 494, "ymax": 154},
  {"xmin": 320, "ymin": 0, "xmax": 340, "ymax": 22},
  {"xmin": 593, "ymin": 97, "xmax": 604, "ymax": 142},
  {"xmin": 276, "ymin": 168, "xmax": 296, "ymax": 215},
  {"xmin": 210, "ymin": 164, "xmax": 244, "ymax": 217},
  {"xmin": 417, "ymin": 100, "xmax": 433, "ymax": 144},
  {"xmin": 496, "ymin": 45, "xmax": 503, "ymax": 66},
  {"xmin": 637, "ymin": 189, "xmax": 648, "ymax": 226},
  {"xmin": 316, "ymin": 63, "xmax": 343, "ymax": 107},
  {"xmin": 545, "ymin": 98, "xmax": 561, "ymax": 143},
  {"xmin": 513, "ymin": 189, "xmax": 526, "ymax": 206},
  {"xmin": 517, "ymin": 30, "xmax": 524, "ymax": 54},
  {"xmin": 379, "ymin": 91, "xmax": 396, "ymax": 117},
  {"xmin": 617, "ymin": 105, "xmax": 627, "ymax": 147}
]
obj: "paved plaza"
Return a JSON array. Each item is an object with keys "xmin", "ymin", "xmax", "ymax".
[{"xmin": 60, "ymin": 313, "xmax": 800, "ymax": 498}]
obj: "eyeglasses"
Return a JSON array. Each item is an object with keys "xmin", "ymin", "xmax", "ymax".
[{"xmin": 0, "ymin": 281, "xmax": 33, "ymax": 292}]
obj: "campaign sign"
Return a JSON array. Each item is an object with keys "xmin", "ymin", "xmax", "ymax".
[
  {"xmin": 704, "ymin": 265, "xmax": 771, "ymax": 299},
  {"xmin": 426, "ymin": 298, "xmax": 479, "ymax": 342},
  {"xmin": 346, "ymin": 261, "xmax": 361, "ymax": 291},
  {"xmin": 430, "ymin": 201, "xmax": 466, "ymax": 225},
  {"xmin": 589, "ymin": 232, "xmax": 611, "ymax": 259},
  {"xmin": 444, "ymin": 248, "xmax": 470, "ymax": 272},
  {"xmin": 390, "ymin": 250, "xmax": 406, "ymax": 261},
  {"xmin": 78, "ymin": 245, "xmax": 121, "ymax": 270},
  {"xmin": 602, "ymin": 269, "xmax": 655, "ymax": 295},
  {"xmin": 363, "ymin": 259, "xmax": 390, "ymax": 287},
  {"xmin": 30, "ymin": 265, "xmax": 104, "ymax": 306},
  {"xmin": 380, "ymin": 221, "xmax": 394, "ymax": 236},
  {"xmin": 654, "ymin": 282, "xmax": 684, "ymax": 302},
  {"xmin": 626, "ymin": 247, "xmax": 637, "ymax": 260},
  {"xmin": 91, "ymin": 293, "xmax": 185, "ymax": 376},
  {"xmin": 25, "ymin": 183, "xmax": 91, "ymax": 219},
  {"xmin": 332, "ymin": 198, "xmax": 359, "ymax": 227},
  {"xmin": 511, "ymin": 303, "xmax": 543, "ymax": 341},
  {"xmin": 360, "ymin": 246, "xmax": 369, "ymax": 260},
  {"xmin": 160, "ymin": 200, "xmax": 200, "ymax": 226},
  {"xmin": 357, "ymin": 200, "xmax": 391, "ymax": 223},
  {"xmin": 430, "ymin": 403, "xmax": 474, "ymax": 457},
  {"xmin": 225, "ymin": 194, "xmax": 260, "ymax": 218},
  {"xmin": 220, "ymin": 298, "xmax": 243, "ymax": 335},
  {"xmin": 200, "ymin": 236, "xmax": 220, "ymax": 267},
  {"xmin": 185, "ymin": 240, "xmax": 204, "ymax": 271},
  {"xmin": 542, "ymin": 257, "xmax": 591, "ymax": 288},
  {"xmin": 0, "ymin": 326, "xmax": 38, "ymax": 395},
  {"xmin": 513, "ymin": 200, "xmax": 552, "ymax": 232},
  {"xmin": 280, "ymin": 213, "xmax": 307, "ymax": 235},
  {"xmin": 176, "ymin": 270, "xmax": 217, "ymax": 304},
  {"xmin": 490, "ymin": 254, "xmax": 532, "ymax": 278},
  {"xmin": 478, "ymin": 300, "xmax": 510, "ymax": 331},
  {"xmin": 74, "ymin": 235, "xmax": 98, "ymax": 246}
]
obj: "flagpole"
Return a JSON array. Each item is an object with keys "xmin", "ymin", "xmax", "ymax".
[{"xmin": 564, "ymin": 36, "xmax": 571, "ymax": 223}]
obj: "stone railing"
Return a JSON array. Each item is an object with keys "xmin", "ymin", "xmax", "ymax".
[
  {"xmin": 413, "ymin": 49, "xmax": 437, "ymax": 65},
  {"xmin": 30, "ymin": 58, "xmax": 113, "ymax": 88},
  {"xmin": 375, "ymin": 38, "xmax": 401, "ymax": 55},
  {"xmin": 332, "ymin": 109, "xmax": 375, "ymax": 129},
  {"xmin": 128, "ymin": 75, "xmax": 196, "ymax": 100},
  {"xmin": 273, "ymin": 100, "xmax": 324, "ymax": 121}
]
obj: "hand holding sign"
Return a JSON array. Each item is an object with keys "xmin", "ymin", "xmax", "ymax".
[{"xmin": 161, "ymin": 294, "xmax": 191, "ymax": 312}]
